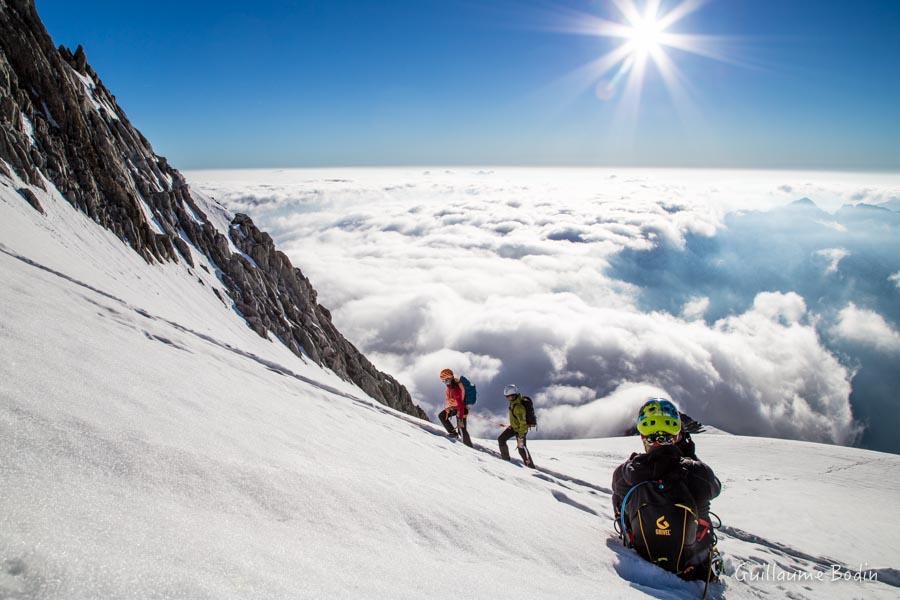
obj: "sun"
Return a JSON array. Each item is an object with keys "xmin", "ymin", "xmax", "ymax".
[{"xmin": 627, "ymin": 15, "xmax": 665, "ymax": 55}]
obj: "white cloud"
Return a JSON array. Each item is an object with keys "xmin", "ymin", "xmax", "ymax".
[
  {"xmin": 890, "ymin": 272, "xmax": 900, "ymax": 289},
  {"xmin": 831, "ymin": 303, "xmax": 900, "ymax": 354},
  {"xmin": 815, "ymin": 220, "xmax": 847, "ymax": 233},
  {"xmin": 749, "ymin": 291, "xmax": 807, "ymax": 324},
  {"xmin": 186, "ymin": 168, "xmax": 872, "ymax": 446},
  {"xmin": 815, "ymin": 248, "xmax": 849, "ymax": 275},
  {"xmin": 539, "ymin": 382, "xmax": 670, "ymax": 438},
  {"xmin": 532, "ymin": 291, "xmax": 855, "ymax": 444},
  {"xmin": 533, "ymin": 384, "xmax": 597, "ymax": 407},
  {"xmin": 682, "ymin": 296, "xmax": 710, "ymax": 321}
]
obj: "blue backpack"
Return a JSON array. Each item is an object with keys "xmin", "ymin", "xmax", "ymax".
[{"xmin": 459, "ymin": 376, "xmax": 477, "ymax": 405}]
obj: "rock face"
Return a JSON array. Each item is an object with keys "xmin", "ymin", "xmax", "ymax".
[{"xmin": 0, "ymin": 0, "xmax": 426, "ymax": 420}]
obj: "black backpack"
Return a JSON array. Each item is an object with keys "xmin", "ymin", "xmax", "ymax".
[
  {"xmin": 620, "ymin": 477, "xmax": 701, "ymax": 576},
  {"xmin": 521, "ymin": 396, "xmax": 537, "ymax": 428}
]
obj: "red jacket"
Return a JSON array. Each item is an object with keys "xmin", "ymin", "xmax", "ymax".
[{"xmin": 444, "ymin": 380, "xmax": 466, "ymax": 417}]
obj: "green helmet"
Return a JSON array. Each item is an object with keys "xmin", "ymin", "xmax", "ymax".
[{"xmin": 636, "ymin": 398, "xmax": 681, "ymax": 437}]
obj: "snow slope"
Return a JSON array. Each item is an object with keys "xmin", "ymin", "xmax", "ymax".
[{"xmin": 2, "ymin": 175, "xmax": 898, "ymax": 599}]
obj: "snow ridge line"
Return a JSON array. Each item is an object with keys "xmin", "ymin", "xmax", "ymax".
[
  {"xmin": 0, "ymin": 243, "xmax": 127, "ymax": 305},
  {"xmin": 0, "ymin": 244, "xmax": 359, "ymax": 398}
]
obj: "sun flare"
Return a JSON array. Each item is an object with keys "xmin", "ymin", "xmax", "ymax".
[{"xmin": 548, "ymin": 0, "xmax": 732, "ymax": 119}]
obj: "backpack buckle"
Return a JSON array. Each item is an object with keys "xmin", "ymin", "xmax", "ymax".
[{"xmin": 697, "ymin": 518, "xmax": 710, "ymax": 542}]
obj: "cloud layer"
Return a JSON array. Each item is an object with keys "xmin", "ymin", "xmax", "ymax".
[
  {"xmin": 832, "ymin": 304, "xmax": 900, "ymax": 354},
  {"xmin": 187, "ymin": 168, "xmax": 900, "ymax": 450}
]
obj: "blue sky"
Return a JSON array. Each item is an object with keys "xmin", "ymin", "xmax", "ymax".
[{"xmin": 36, "ymin": 0, "xmax": 900, "ymax": 170}]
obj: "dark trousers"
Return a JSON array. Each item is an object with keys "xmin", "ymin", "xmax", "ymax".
[
  {"xmin": 439, "ymin": 408, "xmax": 472, "ymax": 447},
  {"xmin": 498, "ymin": 427, "xmax": 534, "ymax": 467}
]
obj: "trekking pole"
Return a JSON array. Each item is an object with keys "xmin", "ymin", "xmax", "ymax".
[
  {"xmin": 701, "ymin": 546, "xmax": 714, "ymax": 600},
  {"xmin": 701, "ymin": 511, "xmax": 724, "ymax": 599}
]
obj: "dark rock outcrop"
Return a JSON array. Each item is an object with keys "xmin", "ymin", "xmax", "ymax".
[
  {"xmin": 0, "ymin": 0, "xmax": 426, "ymax": 419},
  {"xmin": 16, "ymin": 186, "xmax": 42, "ymax": 213}
]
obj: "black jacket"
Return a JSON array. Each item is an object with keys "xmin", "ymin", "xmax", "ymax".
[{"xmin": 611, "ymin": 444, "xmax": 720, "ymax": 522}]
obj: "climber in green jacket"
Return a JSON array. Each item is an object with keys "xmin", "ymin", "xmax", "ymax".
[{"xmin": 498, "ymin": 384, "xmax": 535, "ymax": 468}]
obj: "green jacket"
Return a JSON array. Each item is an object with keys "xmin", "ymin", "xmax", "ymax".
[{"xmin": 507, "ymin": 394, "xmax": 529, "ymax": 436}]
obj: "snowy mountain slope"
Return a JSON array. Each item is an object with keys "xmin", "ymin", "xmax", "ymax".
[
  {"xmin": 0, "ymin": 0, "xmax": 423, "ymax": 418},
  {"xmin": 3, "ymin": 175, "xmax": 899, "ymax": 599}
]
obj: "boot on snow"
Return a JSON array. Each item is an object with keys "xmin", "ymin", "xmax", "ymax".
[{"xmin": 518, "ymin": 447, "xmax": 535, "ymax": 468}]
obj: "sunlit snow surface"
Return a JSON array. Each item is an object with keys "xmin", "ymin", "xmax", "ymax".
[
  {"xmin": 2, "ymin": 172, "xmax": 899, "ymax": 599},
  {"xmin": 186, "ymin": 168, "xmax": 900, "ymax": 452}
]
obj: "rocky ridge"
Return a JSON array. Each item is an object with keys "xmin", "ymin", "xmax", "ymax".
[{"xmin": 0, "ymin": 0, "xmax": 426, "ymax": 419}]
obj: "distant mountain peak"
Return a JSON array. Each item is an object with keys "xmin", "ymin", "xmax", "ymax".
[
  {"xmin": 789, "ymin": 197, "xmax": 818, "ymax": 208},
  {"xmin": 842, "ymin": 202, "xmax": 890, "ymax": 212},
  {"xmin": 778, "ymin": 197, "xmax": 828, "ymax": 220}
]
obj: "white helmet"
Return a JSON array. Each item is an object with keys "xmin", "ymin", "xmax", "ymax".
[{"xmin": 503, "ymin": 384, "xmax": 519, "ymax": 397}]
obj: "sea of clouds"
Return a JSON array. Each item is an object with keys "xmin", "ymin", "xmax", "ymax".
[{"xmin": 186, "ymin": 168, "xmax": 900, "ymax": 452}]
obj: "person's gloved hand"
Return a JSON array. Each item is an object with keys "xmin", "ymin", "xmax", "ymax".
[
  {"xmin": 677, "ymin": 434, "xmax": 697, "ymax": 459},
  {"xmin": 648, "ymin": 444, "xmax": 683, "ymax": 479}
]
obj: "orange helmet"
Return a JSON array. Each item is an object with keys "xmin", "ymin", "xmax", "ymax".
[{"xmin": 439, "ymin": 368, "xmax": 454, "ymax": 380}]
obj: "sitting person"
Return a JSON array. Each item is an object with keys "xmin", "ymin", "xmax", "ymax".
[{"xmin": 612, "ymin": 398, "xmax": 722, "ymax": 582}]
